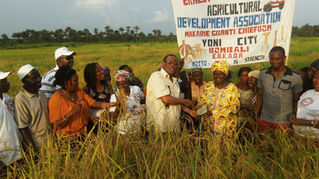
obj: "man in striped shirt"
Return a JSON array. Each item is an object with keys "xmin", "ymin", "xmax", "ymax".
[{"xmin": 40, "ymin": 47, "xmax": 76, "ymax": 100}]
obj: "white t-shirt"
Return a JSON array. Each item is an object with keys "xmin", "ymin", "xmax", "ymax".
[
  {"xmin": 110, "ymin": 85, "xmax": 145, "ymax": 134},
  {"xmin": 294, "ymin": 89, "xmax": 319, "ymax": 138},
  {"xmin": 0, "ymin": 94, "xmax": 22, "ymax": 165}
]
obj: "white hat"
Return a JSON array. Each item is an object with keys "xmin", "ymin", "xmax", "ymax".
[
  {"xmin": 0, "ymin": 71, "xmax": 11, "ymax": 80},
  {"xmin": 17, "ymin": 64, "xmax": 35, "ymax": 80},
  {"xmin": 54, "ymin": 47, "xmax": 76, "ymax": 60}
]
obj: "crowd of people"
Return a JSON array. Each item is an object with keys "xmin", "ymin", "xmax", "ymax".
[{"xmin": 1, "ymin": 46, "xmax": 319, "ymax": 168}]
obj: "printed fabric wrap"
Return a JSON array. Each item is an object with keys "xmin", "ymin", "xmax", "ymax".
[
  {"xmin": 211, "ymin": 61, "xmax": 229, "ymax": 75},
  {"xmin": 198, "ymin": 81, "xmax": 240, "ymax": 138},
  {"xmin": 114, "ymin": 70, "xmax": 132, "ymax": 82}
]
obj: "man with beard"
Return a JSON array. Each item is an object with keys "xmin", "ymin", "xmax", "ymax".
[{"xmin": 256, "ymin": 46, "xmax": 303, "ymax": 133}]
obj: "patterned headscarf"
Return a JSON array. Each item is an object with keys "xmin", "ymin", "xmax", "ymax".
[
  {"xmin": 248, "ymin": 70, "xmax": 260, "ymax": 78},
  {"xmin": 114, "ymin": 70, "xmax": 132, "ymax": 82},
  {"xmin": 211, "ymin": 60, "xmax": 229, "ymax": 75}
]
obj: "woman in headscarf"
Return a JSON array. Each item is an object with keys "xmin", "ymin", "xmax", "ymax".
[
  {"xmin": 197, "ymin": 61, "xmax": 240, "ymax": 138},
  {"xmin": 109, "ymin": 70, "xmax": 145, "ymax": 135},
  {"xmin": 239, "ymin": 70, "xmax": 260, "ymax": 137},
  {"xmin": 237, "ymin": 67, "xmax": 254, "ymax": 129}
]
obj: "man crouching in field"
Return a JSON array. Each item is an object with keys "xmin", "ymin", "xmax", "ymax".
[
  {"xmin": 15, "ymin": 64, "xmax": 51, "ymax": 152},
  {"xmin": 146, "ymin": 54, "xmax": 197, "ymax": 134},
  {"xmin": 41, "ymin": 47, "xmax": 76, "ymax": 100}
]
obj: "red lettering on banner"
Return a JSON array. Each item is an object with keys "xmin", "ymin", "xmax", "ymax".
[
  {"xmin": 183, "ymin": 0, "xmax": 210, "ymax": 6},
  {"xmin": 185, "ymin": 31, "xmax": 210, "ymax": 37},
  {"xmin": 211, "ymin": 29, "xmax": 236, "ymax": 36},
  {"xmin": 211, "ymin": 53, "xmax": 243, "ymax": 59},
  {"xmin": 209, "ymin": 46, "xmax": 249, "ymax": 54},
  {"xmin": 238, "ymin": 25, "xmax": 272, "ymax": 34}
]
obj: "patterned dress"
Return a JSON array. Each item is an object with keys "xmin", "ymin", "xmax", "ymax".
[
  {"xmin": 238, "ymin": 88, "xmax": 254, "ymax": 125},
  {"xmin": 198, "ymin": 82, "xmax": 240, "ymax": 137}
]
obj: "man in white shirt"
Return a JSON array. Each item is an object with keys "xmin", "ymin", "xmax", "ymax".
[
  {"xmin": 40, "ymin": 47, "xmax": 76, "ymax": 100},
  {"xmin": 0, "ymin": 71, "xmax": 22, "ymax": 166},
  {"xmin": 146, "ymin": 54, "xmax": 195, "ymax": 133}
]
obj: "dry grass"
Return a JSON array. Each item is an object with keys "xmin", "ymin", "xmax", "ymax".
[
  {"xmin": 1, "ymin": 38, "xmax": 319, "ymax": 177},
  {"xmin": 4, "ymin": 123, "xmax": 319, "ymax": 178}
]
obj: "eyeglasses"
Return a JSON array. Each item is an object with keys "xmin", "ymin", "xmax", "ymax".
[{"xmin": 65, "ymin": 56, "xmax": 74, "ymax": 60}]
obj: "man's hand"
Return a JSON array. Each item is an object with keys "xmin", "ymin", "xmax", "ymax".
[
  {"xmin": 68, "ymin": 102, "xmax": 82, "ymax": 117},
  {"xmin": 184, "ymin": 99, "xmax": 195, "ymax": 108},
  {"xmin": 289, "ymin": 115, "xmax": 297, "ymax": 125},
  {"xmin": 189, "ymin": 110, "xmax": 199, "ymax": 118},
  {"xmin": 102, "ymin": 101, "xmax": 119, "ymax": 108}
]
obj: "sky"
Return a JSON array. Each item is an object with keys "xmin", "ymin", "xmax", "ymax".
[{"xmin": 0, "ymin": 0, "xmax": 318, "ymax": 36}]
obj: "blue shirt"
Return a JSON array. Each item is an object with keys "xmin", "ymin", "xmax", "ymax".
[{"xmin": 40, "ymin": 65, "xmax": 60, "ymax": 100}]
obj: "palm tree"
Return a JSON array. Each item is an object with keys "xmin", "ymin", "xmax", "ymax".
[
  {"xmin": 119, "ymin": 27, "xmax": 125, "ymax": 41},
  {"xmin": 133, "ymin": 25, "xmax": 140, "ymax": 43}
]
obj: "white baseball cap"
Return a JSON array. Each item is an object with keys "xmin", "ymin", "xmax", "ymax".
[
  {"xmin": 0, "ymin": 71, "xmax": 11, "ymax": 80},
  {"xmin": 54, "ymin": 47, "xmax": 76, "ymax": 60},
  {"xmin": 17, "ymin": 64, "xmax": 35, "ymax": 80}
]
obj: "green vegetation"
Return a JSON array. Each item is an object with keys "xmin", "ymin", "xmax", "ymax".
[
  {"xmin": 0, "ymin": 26, "xmax": 176, "ymax": 48},
  {"xmin": 0, "ymin": 24, "xmax": 317, "ymax": 48},
  {"xmin": 1, "ymin": 37, "xmax": 319, "ymax": 177}
]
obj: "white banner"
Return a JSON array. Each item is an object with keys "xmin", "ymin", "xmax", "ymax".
[{"xmin": 171, "ymin": 0, "xmax": 295, "ymax": 68}]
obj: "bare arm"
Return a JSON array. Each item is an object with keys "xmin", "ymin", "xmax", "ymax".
[
  {"xmin": 182, "ymin": 105, "xmax": 199, "ymax": 118},
  {"xmin": 91, "ymin": 101, "xmax": 118, "ymax": 109},
  {"xmin": 160, "ymin": 95, "xmax": 194, "ymax": 108},
  {"xmin": 256, "ymin": 87, "xmax": 263, "ymax": 118},
  {"xmin": 51, "ymin": 103, "xmax": 82, "ymax": 132},
  {"xmin": 289, "ymin": 115, "xmax": 318, "ymax": 128}
]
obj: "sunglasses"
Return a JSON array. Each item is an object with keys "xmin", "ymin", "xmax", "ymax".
[{"xmin": 65, "ymin": 56, "xmax": 74, "ymax": 60}]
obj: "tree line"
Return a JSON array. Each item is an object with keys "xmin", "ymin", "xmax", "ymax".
[
  {"xmin": 292, "ymin": 24, "xmax": 319, "ymax": 37},
  {"xmin": 0, "ymin": 25, "xmax": 176, "ymax": 47},
  {"xmin": 0, "ymin": 24, "xmax": 318, "ymax": 47}
]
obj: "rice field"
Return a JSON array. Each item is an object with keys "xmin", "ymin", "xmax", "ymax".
[{"xmin": 1, "ymin": 37, "xmax": 319, "ymax": 178}]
